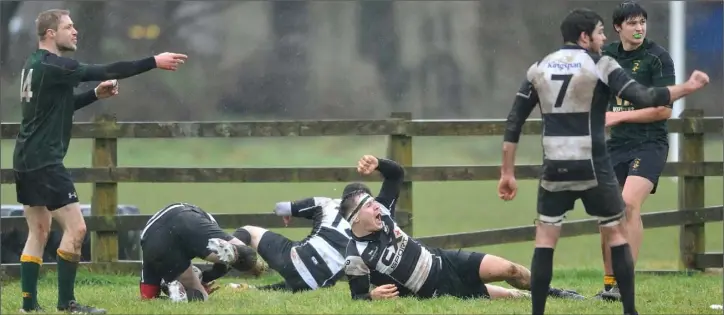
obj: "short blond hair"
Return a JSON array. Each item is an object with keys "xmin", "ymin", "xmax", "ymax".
[{"xmin": 36, "ymin": 9, "xmax": 70, "ymax": 39}]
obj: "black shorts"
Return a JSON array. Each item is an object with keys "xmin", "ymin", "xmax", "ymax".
[
  {"xmin": 537, "ymin": 174, "xmax": 625, "ymax": 223},
  {"xmin": 141, "ymin": 208, "xmax": 232, "ymax": 283},
  {"xmin": 609, "ymin": 142, "xmax": 668, "ymax": 194},
  {"xmin": 433, "ymin": 249, "xmax": 489, "ymax": 299},
  {"xmin": 15, "ymin": 164, "xmax": 79, "ymax": 210},
  {"xmin": 256, "ymin": 231, "xmax": 310, "ymax": 291}
]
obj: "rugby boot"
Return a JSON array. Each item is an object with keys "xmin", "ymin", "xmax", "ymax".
[
  {"xmin": 599, "ymin": 286, "xmax": 622, "ymax": 302},
  {"xmin": 57, "ymin": 301, "xmax": 107, "ymax": 314},
  {"xmin": 548, "ymin": 287, "xmax": 586, "ymax": 300},
  {"xmin": 18, "ymin": 304, "xmax": 45, "ymax": 313}
]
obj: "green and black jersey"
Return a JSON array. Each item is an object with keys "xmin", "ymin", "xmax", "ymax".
[
  {"xmin": 13, "ymin": 49, "xmax": 157, "ymax": 172},
  {"xmin": 603, "ymin": 39, "xmax": 675, "ymax": 149}
]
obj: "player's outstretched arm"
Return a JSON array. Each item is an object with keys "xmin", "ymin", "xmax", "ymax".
[
  {"xmin": 274, "ymin": 197, "xmax": 334, "ymax": 220},
  {"xmin": 81, "ymin": 52, "xmax": 187, "ymax": 82},
  {"xmin": 606, "ymin": 52, "xmax": 676, "ymax": 126},
  {"xmin": 597, "ymin": 55, "xmax": 709, "ymax": 108}
]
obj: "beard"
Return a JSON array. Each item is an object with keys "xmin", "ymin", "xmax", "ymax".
[{"xmin": 57, "ymin": 42, "xmax": 76, "ymax": 52}]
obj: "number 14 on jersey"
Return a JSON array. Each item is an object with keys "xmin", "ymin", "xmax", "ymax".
[{"xmin": 20, "ymin": 69, "xmax": 33, "ymax": 102}]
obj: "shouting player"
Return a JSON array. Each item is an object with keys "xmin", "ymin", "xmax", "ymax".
[
  {"xmin": 342, "ymin": 156, "xmax": 583, "ymax": 301},
  {"xmin": 598, "ymin": 1, "xmax": 676, "ymax": 301},
  {"xmin": 15, "ymin": 9, "xmax": 187, "ymax": 314},
  {"xmin": 497, "ymin": 8, "xmax": 708, "ymax": 315},
  {"xmin": 139, "ymin": 203, "xmax": 264, "ymax": 302}
]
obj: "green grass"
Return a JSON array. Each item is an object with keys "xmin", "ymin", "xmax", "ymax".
[
  {"xmin": 0, "ymin": 270, "xmax": 722, "ymax": 314},
  {"xmin": 0, "ymin": 136, "xmax": 722, "ymax": 313}
]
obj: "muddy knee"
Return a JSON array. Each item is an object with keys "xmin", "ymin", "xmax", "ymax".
[{"xmin": 69, "ymin": 222, "xmax": 87, "ymax": 250}]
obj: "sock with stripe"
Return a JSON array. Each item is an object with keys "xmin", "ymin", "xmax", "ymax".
[
  {"xmin": 21, "ymin": 254, "xmax": 43, "ymax": 311},
  {"xmin": 603, "ymin": 274, "xmax": 616, "ymax": 291},
  {"xmin": 56, "ymin": 249, "xmax": 81, "ymax": 309}
]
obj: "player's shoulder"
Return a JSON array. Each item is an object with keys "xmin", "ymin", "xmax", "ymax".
[
  {"xmin": 37, "ymin": 50, "xmax": 81, "ymax": 71},
  {"xmin": 643, "ymin": 39, "xmax": 670, "ymax": 57},
  {"xmin": 643, "ymin": 39, "xmax": 673, "ymax": 65},
  {"xmin": 602, "ymin": 42, "xmax": 621, "ymax": 57}
]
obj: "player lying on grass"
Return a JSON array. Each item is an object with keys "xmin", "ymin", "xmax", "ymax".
[
  {"xmin": 341, "ymin": 155, "xmax": 585, "ymax": 301},
  {"xmin": 139, "ymin": 202, "xmax": 266, "ymax": 302},
  {"xmin": 229, "ymin": 196, "xmax": 351, "ymax": 293},
  {"xmin": 225, "ymin": 155, "xmax": 407, "ymax": 293}
]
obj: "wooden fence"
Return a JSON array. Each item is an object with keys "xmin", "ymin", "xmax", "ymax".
[{"xmin": 0, "ymin": 110, "xmax": 722, "ymax": 278}]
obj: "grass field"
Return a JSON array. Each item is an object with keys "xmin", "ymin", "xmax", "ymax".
[
  {"xmin": 0, "ymin": 135, "xmax": 722, "ymax": 313},
  {"xmin": 0, "ymin": 269, "xmax": 722, "ymax": 314}
]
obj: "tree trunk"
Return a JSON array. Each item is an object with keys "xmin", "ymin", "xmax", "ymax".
[{"xmin": 0, "ymin": 1, "xmax": 21, "ymax": 78}]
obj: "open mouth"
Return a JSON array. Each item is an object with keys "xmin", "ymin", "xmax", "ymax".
[
  {"xmin": 633, "ymin": 33, "xmax": 643, "ymax": 39},
  {"xmin": 375, "ymin": 213, "xmax": 382, "ymax": 222}
]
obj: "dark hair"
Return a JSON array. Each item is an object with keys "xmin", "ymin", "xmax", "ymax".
[
  {"xmin": 339, "ymin": 189, "xmax": 368, "ymax": 221},
  {"xmin": 612, "ymin": 1, "xmax": 647, "ymax": 30},
  {"xmin": 560, "ymin": 8, "xmax": 604, "ymax": 44},
  {"xmin": 342, "ymin": 182, "xmax": 371, "ymax": 199}
]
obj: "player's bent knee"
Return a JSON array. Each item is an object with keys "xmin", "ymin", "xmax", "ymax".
[
  {"xmin": 537, "ymin": 214, "xmax": 565, "ymax": 226},
  {"xmin": 597, "ymin": 213, "xmax": 624, "ymax": 228}
]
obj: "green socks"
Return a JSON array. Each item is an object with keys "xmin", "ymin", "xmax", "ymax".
[
  {"xmin": 20, "ymin": 254, "xmax": 42, "ymax": 311},
  {"xmin": 56, "ymin": 249, "xmax": 81, "ymax": 309}
]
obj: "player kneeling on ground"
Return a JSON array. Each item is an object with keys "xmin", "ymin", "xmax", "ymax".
[
  {"xmin": 139, "ymin": 203, "xmax": 265, "ymax": 301},
  {"xmin": 341, "ymin": 156, "xmax": 584, "ymax": 301}
]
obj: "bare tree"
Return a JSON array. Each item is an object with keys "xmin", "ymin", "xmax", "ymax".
[{"xmin": 0, "ymin": 1, "xmax": 21, "ymax": 77}]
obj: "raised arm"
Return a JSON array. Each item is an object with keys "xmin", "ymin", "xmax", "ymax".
[
  {"xmin": 345, "ymin": 255, "xmax": 373, "ymax": 300},
  {"xmin": 609, "ymin": 51, "xmax": 676, "ymax": 124},
  {"xmin": 374, "ymin": 158, "xmax": 405, "ymax": 212},
  {"xmin": 273, "ymin": 197, "xmax": 334, "ymax": 220},
  {"xmin": 501, "ymin": 75, "xmax": 539, "ymax": 177},
  {"xmin": 596, "ymin": 55, "xmax": 702, "ymax": 109}
]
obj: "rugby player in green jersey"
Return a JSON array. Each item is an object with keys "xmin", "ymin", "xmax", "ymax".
[
  {"xmin": 598, "ymin": 1, "xmax": 677, "ymax": 301},
  {"xmin": 15, "ymin": 9, "xmax": 187, "ymax": 314}
]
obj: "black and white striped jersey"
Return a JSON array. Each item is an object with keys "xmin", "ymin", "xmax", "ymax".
[
  {"xmin": 503, "ymin": 44, "xmax": 673, "ymax": 192},
  {"xmin": 344, "ymin": 203, "xmax": 439, "ymax": 300},
  {"xmin": 274, "ymin": 197, "xmax": 351, "ymax": 290}
]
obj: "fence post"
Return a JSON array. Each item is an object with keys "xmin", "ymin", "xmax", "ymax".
[
  {"xmin": 387, "ymin": 112, "xmax": 413, "ymax": 235},
  {"xmin": 91, "ymin": 114, "xmax": 119, "ymax": 265},
  {"xmin": 677, "ymin": 109, "xmax": 705, "ymax": 271}
]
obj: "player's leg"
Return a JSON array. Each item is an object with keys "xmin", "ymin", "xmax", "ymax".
[
  {"xmin": 15, "ymin": 169, "xmax": 53, "ymax": 313},
  {"xmin": 583, "ymin": 179, "xmax": 638, "ymax": 315},
  {"xmin": 530, "ymin": 188, "xmax": 576, "ymax": 315},
  {"xmin": 177, "ymin": 211, "xmax": 262, "ymax": 275},
  {"xmin": 176, "ymin": 265, "xmax": 209, "ymax": 302},
  {"xmin": 484, "ymin": 284, "xmax": 531, "ymax": 299},
  {"xmin": 474, "ymin": 252, "xmax": 583, "ymax": 299},
  {"xmin": 233, "ymin": 226, "xmax": 305, "ymax": 291},
  {"xmin": 599, "ymin": 158, "xmax": 629, "ymax": 296},
  {"xmin": 20, "ymin": 207, "xmax": 52, "ymax": 312},
  {"xmin": 619, "ymin": 144, "xmax": 667, "ymax": 263}
]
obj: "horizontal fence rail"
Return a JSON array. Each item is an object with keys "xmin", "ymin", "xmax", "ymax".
[
  {"xmin": 0, "ymin": 117, "xmax": 721, "ymax": 139},
  {"xmin": 0, "ymin": 163, "xmax": 721, "ymax": 184}
]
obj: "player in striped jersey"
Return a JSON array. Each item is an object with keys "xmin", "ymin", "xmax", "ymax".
[
  {"xmin": 497, "ymin": 8, "xmax": 709, "ymax": 315},
  {"xmin": 139, "ymin": 203, "xmax": 263, "ymax": 301},
  {"xmin": 230, "ymin": 196, "xmax": 351, "ymax": 292},
  {"xmin": 342, "ymin": 156, "xmax": 582, "ymax": 301}
]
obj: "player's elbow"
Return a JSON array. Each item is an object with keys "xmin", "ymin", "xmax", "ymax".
[{"xmin": 656, "ymin": 106, "xmax": 672, "ymax": 120}]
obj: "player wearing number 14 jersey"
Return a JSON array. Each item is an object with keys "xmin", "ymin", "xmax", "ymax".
[{"xmin": 14, "ymin": 9, "xmax": 187, "ymax": 314}]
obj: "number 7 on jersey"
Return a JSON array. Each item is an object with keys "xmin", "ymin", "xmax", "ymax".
[
  {"xmin": 20, "ymin": 69, "xmax": 33, "ymax": 102},
  {"xmin": 551, "ymin": 74, "xmax": 572, "ymax": 108}
]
